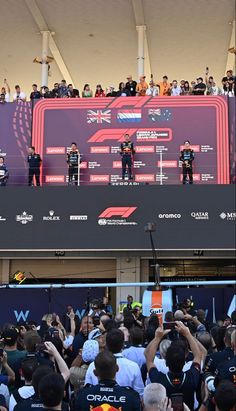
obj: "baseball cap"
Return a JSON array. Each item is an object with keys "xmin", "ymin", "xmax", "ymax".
[
  {"xmin": 82, "ymin": 340, "xmax": 99, "ymax": 363},
  {"xmin": 2, "ymin": 328, "xmax": 19, "ymax": 344},
  {"xmin": 88, "ymin": 328, "xmax": 103, "ymax": 340}
]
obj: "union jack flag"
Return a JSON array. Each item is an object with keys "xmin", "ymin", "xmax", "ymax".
[{"xmin": 87, "ymin": 109, "xmax": 111, "ymax": 124}]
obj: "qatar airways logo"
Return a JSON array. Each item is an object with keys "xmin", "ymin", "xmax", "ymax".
[{"xmin": 98, "ymin": 207, "xmax": 137, "ymax": 226}]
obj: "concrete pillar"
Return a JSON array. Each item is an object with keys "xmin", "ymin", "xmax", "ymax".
[
  {"xmin": 41, "ymin": 31, "xmax": 50, "ymax": 87},
  {"xmin": 0, "ymin": 259, "xmax": 10, "ymax": 284},
  {"xmin": 136, "ymin": 25, "xmax": 146, "ymax": 78},
  {"xmin": 116, "ymin": 256, "xmax": 140, "ymax": 313}
]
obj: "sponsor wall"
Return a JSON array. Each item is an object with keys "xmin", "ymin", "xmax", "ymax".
[
  {"xmin": 0, "ymin": 185, "xmax": 235, "ymax": 250},
  {"xmin": 32, "ymin": 96, "xmax": 230, "ymax": 185},
  {"xmin": 0, "ymin": 287, "xmax": 233, "ymax": 325},
  {"xmin": 0, "ymin": 288, "xmax": 104, "ymax": 325}
]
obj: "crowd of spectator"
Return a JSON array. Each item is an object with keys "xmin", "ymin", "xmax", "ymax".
[
  {"xmin": 0, "ymin": 295, "xmax": 235, "ymax": 410},
  {"xmin": 0, "ymin": 69, "xmax": 235, "ymax": 104}
]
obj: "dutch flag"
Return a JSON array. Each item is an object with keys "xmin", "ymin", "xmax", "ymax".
[{"xmin": 117, "ymin": 109, "xmax": 142, "ymax": 123}]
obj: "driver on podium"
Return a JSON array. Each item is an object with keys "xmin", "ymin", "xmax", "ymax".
[
  {"xmin": 120, "ymin": 133, "xmax": 135, "ymax": 180},
  {"xmin": 180, "ymin": 140, "xmax": 195, "ymax": 184},
  {"xmin": 67, "ymin": 142, "xmax": 81, "ymax": 185}
]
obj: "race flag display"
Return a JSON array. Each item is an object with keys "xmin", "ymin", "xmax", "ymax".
[{"xmin": 117, "ymin": 109, "xmax": 142, "ymax": 123}]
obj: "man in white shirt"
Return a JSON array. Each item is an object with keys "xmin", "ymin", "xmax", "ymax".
[
  {"xmin": 85, "ymin": 328, "xmax": 144, "ymax": 396},
  {"xmin": 171, "ymin": 80, "xmax": 181, "ymax": 96},
  {"xmin": 123, "ymin": 326, "xmax": 146, "ymax": 368},
  {"xmin": 146, "ymin": 81, "xmax": 159, "ymax": 97},
  {"xmin": 13, "ymin": 85, "xmax": 26, "ymax": 102}
]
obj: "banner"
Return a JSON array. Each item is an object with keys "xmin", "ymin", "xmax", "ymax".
[
  {"xmin": 142, "ymin": 289, "xmax": 173, "ymax": 323},
  {"xmin": 32, "ymin": 96, "xmax": 230, "ymax": 185},
  {"xmin": 0, "ymin": 185, "xmax": 235, "ymax": 250},
  {"xmin": 0, "ymin": 288, "xmax": 104, "ymax": 325}
]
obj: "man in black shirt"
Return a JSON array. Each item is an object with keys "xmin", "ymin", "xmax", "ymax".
[
  {"xmin": 145, "ymin": 321, "xmax": 201, "ymax": 410},
  {"xmin": 51, "ymin": 83, "xmax": 60, "ymax": 98},
  {"xmin": 125, "ymin": 75, "xmax": 137, "ymax": 96},
  {"xmin": 74, "ymin": 351, "xmax": 141, "ymax": 411},
  {"xmin": 120, "ymin": 134, "xmax": 135, "ymax": 180},
  {"xmin": 67, "ymin": 142, "xmax": 81, "ymax": 185},
  {"xmin": 27, "ymin": 147, "xmax": 42, "ymax": 186},
  {"xmin": 180, "ymin": 141, "xmax": 195, "ymax": 184},
  {"xmin": 67, "ymin": 84, "xmax": 80, "ymax": 98},
  {"xmin": 0, "ymin": 156, "xmax": 9, "ymax": 186},
  {"xmin": 193, "ymin": 77, "xmax": 206, "ymax": 95},
  {"xmin": 30, "ymin": 84, "xmax": 41, "ymax": 100},
  {"xmin": 204, "ymin": 327, "xmax": 234, "ymax": 376}
]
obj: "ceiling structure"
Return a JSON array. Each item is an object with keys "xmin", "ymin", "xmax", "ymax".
[{"xmin": 0, "ymin": 0, "xmax": 235, "ymax": 98}]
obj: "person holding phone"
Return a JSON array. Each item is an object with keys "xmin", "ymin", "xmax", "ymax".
[{"xmin": 145, "ymin": 321, "xmax": 202, "ymax": 410}]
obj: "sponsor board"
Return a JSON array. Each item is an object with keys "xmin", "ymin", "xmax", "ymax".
[
  {"xmin": 46, "ymin": 147, "xmax": 66, "ymax": 155},
  {"xmin": 98, "ymin": 206, "xmax": 137, "ymax": 226},
  {"xmin": 219, "ymin": 212, "xmax": 236, "ymax": 221},
  {"xmin": 90, "ymin": 175, "xmax": 110, "ymax": 183},
  {"xmin": 135, "ymin": 174, "xmax": 155, "ymax": 182},
  {"xmin": 45, "ymin": 175, "xmax": 65, "ymax": 183},
  {"xmin": 191, "ymin": 212, "xmax": 209, "ymax": 220},
  {"xmin": 70, "ymin": 215, "xmax": 88, "ymax": 221},
  {"xmin": 158, "ymin": 213, "xmax": 181, "ymax": 219},
  {"xmin": 43, "ymin": 210, "xmax": 60, "ymax": 221},
  {"xmin": 16, "ymin": 211, "xmax": 33, "ymax": 225}
]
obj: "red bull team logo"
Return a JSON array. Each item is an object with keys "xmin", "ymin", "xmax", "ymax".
[{"xmin": 91, "ymin": 405, "xmax": 122, "ymax": 411}]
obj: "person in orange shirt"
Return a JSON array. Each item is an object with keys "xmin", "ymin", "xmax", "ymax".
[
  {"xmin": 157, "ymin": 75, "xmax": 171, "ymax": 96},
  {"xmin": 136, "ymin": 75, "xmax": 148, "ymax": 96}
]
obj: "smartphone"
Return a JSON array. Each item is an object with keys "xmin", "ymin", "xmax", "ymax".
[
  {"xmin": 163, "ymin": 322, "xmax": 176, "ymax": 330},
  {"xmin": 171, "ymin": 393, "xmax": 184, "ymax": 411},
  {"xmin": 0, "ymin": 348, "xmax": 4, "ymax": 357},
  {"xmin": 206, "ymin": 66, "xmax": 209, "ymax": 71},
  {"xmin": 93, "ymin": 317, "xmax": 100, "ymax": 327}
]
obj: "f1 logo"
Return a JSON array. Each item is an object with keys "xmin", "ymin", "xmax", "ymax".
[{"xmin": 99, "ymin": 207, "xmax": 137, "ymax": 218}]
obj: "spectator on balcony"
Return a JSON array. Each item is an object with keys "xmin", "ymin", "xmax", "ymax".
[
  {"xmin": 136, "ymin": 75, "xmax": 148, "ymax": 96},
  {"xmin": 207, "ymin": 81, "xmax": 222, "ymax": 96},
  {"xmin": 106, "ymin": 85, "xmax": 117, "ymax": 97},
  {"xmin": 193, "ymin": 77, "xmax": 206, "ymax": 95},
  {"xmin": 41, "ymin": 86, "xmax": 52, "ymax": 99},
  {"xmin": 51, "ymin": 83, "xmax": 60, "ymax": 98},
  {"xmin": 0, "ymin": 94, "xmax": 7, "ymax": 104},
  {"xmin": 146, "ymin": 80, "xmax": 159, "ymax": 96},
  {"xmin": 82, "ymin": 84, "xmax": 93, "ymax": 98},
  {"xmin": 0, "ymin": 157, "xmax": 9, "ymax": 186},
  {"xmin": 157, "ymin": 75, "xmax": 171, "ymax": 96},
  {"xmin": 30, "ymin": 84, "xmax": 41, "ymax": 100},
  {"xmin": 190, "ymin": 80, "xmax": 196, "ymax": 94},
  {"xmin": 13, "ymin": 85, "xmax": 26, "ymax": 102},
  {"xmin": 116, "ymin": 82, "xmax": 131, "ymax": 97},
  {"xmin": 58, "ymin": 79, "xmax": 68, "ymax": 98},
  {"xmin": 1, "ymin": 79, "xmax": 10, "ymax": 102},
  {"xmin": 94, "ymin": 84, "xmax": 105, "ymax": 97},
  {"xmin": 67, "ymin": 84, "xmax": 80, "ymax": 98},
  {"xmin": 125, "ymin": 75, "xmax": 137, "ymax": 96},
  {"xmin": 171, "ymin": 80, "xmax": 181, "ymax": 96},
  {"xmin": 180, "ymin": 79, "xmax": 185, "ymax": 94},
  {"xmin": 180, "ymin": 81, "xmax": 191, "ymax": 95}
]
